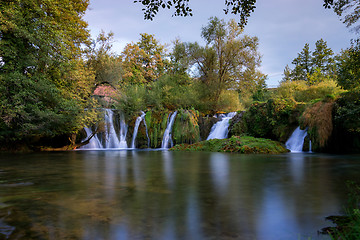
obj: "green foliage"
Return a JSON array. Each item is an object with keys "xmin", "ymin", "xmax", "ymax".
[
  {"xmin": 121, "ymin": 33, "xmax": 166, "ymax": 84},
  {"xmin": 334, "ymin": 89, "xmax": 360, "ymax": 134},
  {"xmin": 337, "ymin": 40, "xmax": 360, "ymax": 90},
  {"xmin": 86, "ymin": 31, "xmax": 123, "ymax": 88},
  {"xmin": 172, "ymin": 109, "xmax": 200, "ymax": 145},
  {"xmin": 144, "ymin": 110, "xmax": 169, "ymax": 148},
  {"xmin": 231, "ymin": 98, "xmax": 300, "ymax": 142},
  {"xmin": 275, "ymin": 79, "xmax": 343, "ymax": 102},
  {"xmin": 171, "ymin": 135, "xmax": 289, "ymax": 154},
  {"xmin": 0, "ymin": 0, "xmax": 98, "ymax": 148},
  {"xmin": 173, "ymin": 17, "xmax": 265, "ymax": 111},
  {"xmin": 283, "ymin": 39, "xmax": 335, "ymax": 84}
]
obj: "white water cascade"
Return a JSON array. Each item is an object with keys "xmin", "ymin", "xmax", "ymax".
[
  {"xmin": 118, "ymin": 111, "xmax": 128, "ymax": 149},
  {"xmin": 131, "ymin": 111, "xmax": 146, "ymax": 149},
  {"xmin": 285, "ymin": 126, "xmax": 308, "ymax": 152},
  {"xmin": 104, "ymin": 109, "xmax": 121, "ymax": 148},
  {"xmin": 161, "ymin": 111, "xmax": 178, "ymax": 149},
  {"xmin": 207, "ymin": 112, "xmax": 237, "ymax": 140},
  {"xmin": 80, "ymin": 109, "xmax": 128, "ymax": 149}
]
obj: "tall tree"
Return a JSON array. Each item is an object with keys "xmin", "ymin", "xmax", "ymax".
[
  {"xmin": 312, "ymin": 39, "xmax": 335, "ymax": 75},
  {"xmin": 290, "ymin": 43, "xmax": 312, "ymax": 81},
  {"xmin": 283, "ymin": 40, "xmax": 335, "ymax": 84},
  {"xmin": 175, "ymin": 17, "xmax": 264, "ymax": 106},
  {"xmin": 0, "ymin": 0, "xmax": 96, "ymax": 147},
  {"xmin": 337, "ymin": 39, "xmax": 360, "ymax": 90},
  {"xmin": 86, "ymin": 31, "xmax": 123, "ymax": 88},
  {"xmin": 121, "ymin": 33, "xmax": 166, "ymax": 84}
]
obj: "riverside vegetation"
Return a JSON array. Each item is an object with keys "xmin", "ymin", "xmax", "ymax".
[{"xmin": 0, "ymin": 2, "xmax": 359, "ymax": 153}]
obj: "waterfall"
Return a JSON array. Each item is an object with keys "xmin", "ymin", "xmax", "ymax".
[
  {"xmin": 161, "ymin": 111, "xmax": 178, "ymax": 149},
  {"xmin": 131, "ymin": 111, "xmax": 146, "ymax": 149},
  {"xmin": 104, "ymin": 109, "xmax": 121, "ymax": 148},
  {"xmin": 118, "ymin": 111, "xmax": 128, "ymax": 149},
  {"xmin": 80, "ymin": 109, "xmax": 128, "ymax": 149},
  {"xmin": 207, "ymin": 112, "xmax": 237, "ymax": 140},
  {"xmin": 81, "ymin": 127, "xmax": 103, "ymax": 149},
  {"xmin": 285, "ymin": 126, "xmax": 308, "ymax": 152}
]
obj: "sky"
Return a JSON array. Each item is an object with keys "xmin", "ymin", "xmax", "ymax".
[{"xmin": 84, "ymin": 0, "xmax": 357, "ymax": 87}]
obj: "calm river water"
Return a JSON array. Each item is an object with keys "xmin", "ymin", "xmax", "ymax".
[{"xmin": 0, "ymin": 150, "xmax": 359, "ymax": 240}]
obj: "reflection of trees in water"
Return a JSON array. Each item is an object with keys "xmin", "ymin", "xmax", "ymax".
[{"xmin": 0, "ymin": 152, "xmax": 358, "ymax": 239}]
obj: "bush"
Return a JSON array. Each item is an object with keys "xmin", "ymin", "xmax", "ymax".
[
  {"xmin": 274, "ymin": 79, "xmax": 343, "ymax": 103},
  {"xmin": 232, "ymin": 98, "xmax": 299, "ymax": 142}
]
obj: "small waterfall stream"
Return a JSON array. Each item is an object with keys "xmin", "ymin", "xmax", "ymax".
[
  {"xmin": 80, "ymin": 109, "xmax": 128, "ymax": 149},
  {"xmin": 285, "ymin": 126, "xmax": 308, "ymax": 152},
  {"xmin": 161, "ymin": 111, "xmax": 178, "ymax": 149},
  {"xmin": 131, "ymin": 111, "xmax": 146, "ymax": 149},
  {"xmin": 104, "ymin": 109, "xmax": 122, "ymax": 148},
  {"xmin": 118, "ymin": 111, "xmax": 128, "ymax": 148},
  {"xmin": 207, "ymin": 112, "xmax": 237, "ymax": 140}
]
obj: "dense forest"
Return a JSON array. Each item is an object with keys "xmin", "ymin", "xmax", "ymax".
[{"xmin": 0, "ymin": 0, "xmax": 359, "ymax": 153}]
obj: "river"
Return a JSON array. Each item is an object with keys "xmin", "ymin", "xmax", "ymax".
[{"xmin": 0, "ymin": 151, "xmax": 359, "ymax": 239}]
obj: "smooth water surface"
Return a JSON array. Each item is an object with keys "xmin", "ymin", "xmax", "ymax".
[{"xmin": 0, "ymin": 151, "xmax": 359, "ymax": 240}]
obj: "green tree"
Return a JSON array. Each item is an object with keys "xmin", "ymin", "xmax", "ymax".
[
  {"xmin": 312, "ymin": 39, "xmax": 335, "ymax": 76},
  {"xmin": 291, "ymin": 43, "xmax": 312, "ymax": 81},
  {"xmin": 337, "ymin": 39, "xmax": 360, "ymax": 90},
  {"xmin": 174, "ymin": 17, "xmax": 264, "ymax": 110},
  {"xmin": 0, "ymin": 0, "xmax": 97, "ymax": 147},
  {"xmin": 121, "ymin": 33, "xmax": 166, "ymax": 84},
  {"xmin": 283, "ymin": 39, "xmax": 335, "ymax": 84},
  {"xmin": 86, "ymin": 31, "xmax": 123, "ymax": 88}
]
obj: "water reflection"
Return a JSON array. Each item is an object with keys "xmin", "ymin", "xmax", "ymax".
[
  {"xmin": 0, "ymin": 151, "xmax": 358, "ymax": 239},
  {"xmin": 210, "ymin": 153, "xmax": 229, "ymax": 195}
]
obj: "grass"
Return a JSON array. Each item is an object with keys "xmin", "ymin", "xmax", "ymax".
[{"xmin": 170, "ymin": 135, "xmax": 289, "ymax": 154}]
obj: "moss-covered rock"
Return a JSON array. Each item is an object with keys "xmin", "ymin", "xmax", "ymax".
[
  {"xmin": 170, "ymin": 136, "xmax": 289, "ymax": 154},
  {"xmin": 172, "ymin": 109, "xmax": 200, "ymax": 145},
  {"xmin": 198, "ymin": 115, "xmax": 218, "ymax": 141},
  {"xmin": 145, "ymin": 110, "xmax": 170, "ymax": 148}
]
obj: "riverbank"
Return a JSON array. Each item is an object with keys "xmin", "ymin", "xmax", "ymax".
[{"xmin": 170, "ymin": 135, "xmax": 289, "ymax": 154}]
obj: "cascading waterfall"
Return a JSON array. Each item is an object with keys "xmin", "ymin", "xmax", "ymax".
[
  {"xmin": 80, "ymin": 109, "xmax": 128, "ymax": 149},
  {"xmin": 207, "ymin": 112, "xmax": 237, "ymax": 140},
  {"xmin": 285, "ymin": 126, "xmax": 308, "ymax": 152},
  {"xmin": 104, "ymin": 109, "xmax": 121, "ymax": 148},
  {"xmin": 118, "ymin": 111, "xmax": 128, "ymax": 149},
  {"xmin": 131, "ymin": 111, "xmax": 146, "ymax": 149},
  {"xmin": 161, "ymin": 111, "xmax": 178, "ymax": 149}
]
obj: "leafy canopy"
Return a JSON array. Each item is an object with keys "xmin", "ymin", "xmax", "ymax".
[{"xmin": 0, "ymin": 0, "xmax": 97, "ymax": 145}]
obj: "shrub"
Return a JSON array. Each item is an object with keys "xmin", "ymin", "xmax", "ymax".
[{"xmin": 301, "ymin": 99, "xmax": 335, "ymax": 149}]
